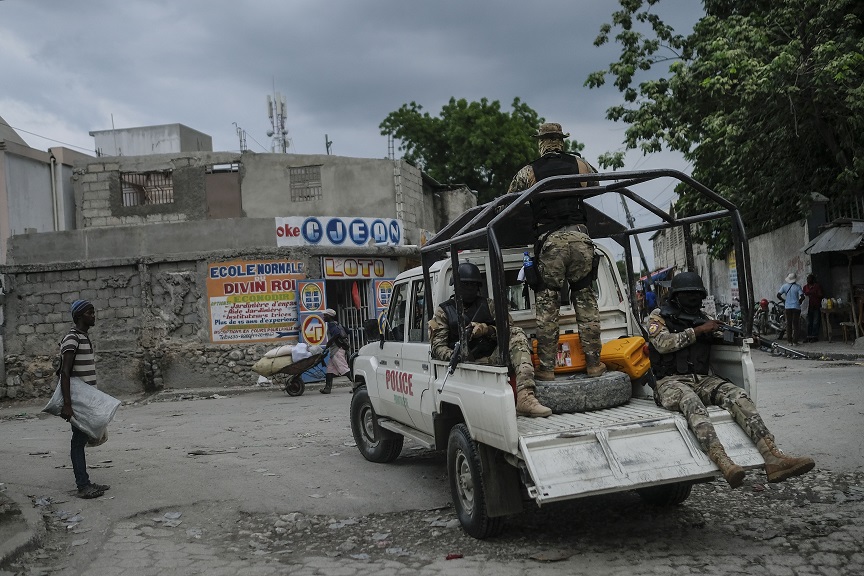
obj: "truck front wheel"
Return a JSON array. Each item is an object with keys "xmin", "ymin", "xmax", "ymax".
[
  {"xmin": 350, "ymin": 387, "xmax": 404, "ymax": 463},
  {"xmin": 447, "ymin": 424, "xmax": 505, "ymax": 539}
]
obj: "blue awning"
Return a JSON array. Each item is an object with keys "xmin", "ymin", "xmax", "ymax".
[{"xmin": 639, "ymin": 266, "xmax": 674, "ymax": 283}]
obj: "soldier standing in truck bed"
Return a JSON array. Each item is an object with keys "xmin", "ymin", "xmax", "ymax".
[{"xmin": 507, "ymin": 122, "xmax": 605, "ymax": 381}]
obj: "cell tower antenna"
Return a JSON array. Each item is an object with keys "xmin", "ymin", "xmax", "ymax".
[
  {"xmin": 266, "ymin": 83, "xmax": 289, "ymax": 153},
  {"xmin": 233, "ymin": 122, "xmax": 247, "ymax": 152}
]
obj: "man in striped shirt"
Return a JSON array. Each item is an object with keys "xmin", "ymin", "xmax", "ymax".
[{"xmin": 60, "ymin": 300, "xmax": 110, "ymax": 499}]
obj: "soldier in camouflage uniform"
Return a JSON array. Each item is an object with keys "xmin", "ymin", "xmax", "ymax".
[
  {"xmin": 648, "ymin": 272, "xmax": 814, "ymax": 488},
  {"xmin": 428, "ymin": 262, "xmax": 552, "ymax": 417},
  {"xmin": 507, "ymin": 122, "xmax": 605, "ymax": 380}
]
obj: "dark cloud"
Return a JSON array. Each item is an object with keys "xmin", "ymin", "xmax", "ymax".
[{"xmin": 1, "ymin": 0, "xmax": 702, "ymax": 266}]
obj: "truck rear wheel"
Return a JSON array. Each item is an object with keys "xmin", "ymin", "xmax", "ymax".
[
  {"xmin": 636, "ymin": 481, "xmax": 693, "ymax": 506},
  {"xmin": 447, "ymin": 424, "xmax": 505, "ymax": 539},
  {"xmin": 534, "ymin": 370, "xmax": 631, "ymax": 414},
  {"xmin": 350, "ymin": 387, "xmax": 403, "ymax": 463}
]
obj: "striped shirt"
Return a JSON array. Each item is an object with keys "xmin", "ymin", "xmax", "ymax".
[{"xmin": 60, "ymin": 328, "xmax": 97, "ymax": 386}]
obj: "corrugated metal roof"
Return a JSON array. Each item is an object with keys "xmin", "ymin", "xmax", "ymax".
[{"xmin": 802, "ymin": 222, "xmax": 864, "ymax": 254}]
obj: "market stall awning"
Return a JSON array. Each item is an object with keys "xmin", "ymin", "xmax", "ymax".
[
  {"xmin": 639, "ymin": 266, "xmax": 674, "ymax": 283},
  {"xmin": 802, "ymin": 221, "xmax": 864, "ymax": 255}
]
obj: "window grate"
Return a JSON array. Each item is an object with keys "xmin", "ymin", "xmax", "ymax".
[
  {"xmin": 290, "ymin": 165, "xmax": 322, "ymax": 201},
  {"xmin": 121, "ymin": 171, "xmax": 174, "ymax": 206}
]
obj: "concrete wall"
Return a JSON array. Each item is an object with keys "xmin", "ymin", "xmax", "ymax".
[
  {"xmin": 0, "ymin": 234, "xmax": 419, "ymax": 400},
  {"xmin": 52, "ymin": 147, "xmax": 99, "ymax": 231},
  {"xmin": 75, "ymin": 152, "xmax": 449, "ymax": 247},
  {"xmin": 654, "ymin": 220, "xmax": 813, "ymax": 307}
]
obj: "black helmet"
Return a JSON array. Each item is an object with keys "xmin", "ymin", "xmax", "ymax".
[
  {"xmin": 669, "ymin": 272, "xmax": 707, "ymax": 299},
  {"xmin": 456, "ymin": 262, "xmax": 483, "ymax": 284}
]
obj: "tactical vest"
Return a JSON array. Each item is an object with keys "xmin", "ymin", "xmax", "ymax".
[
  {"xmin": 439, "ymin": 297, "xmax": 497, "ymax": 360},
  {"xmin": 648, "ymin": 303, "xmax": 713, "ymax": 379},
  {"xmin": 530, "ymin": 153, "xmax": 590, "ymax": 231}
]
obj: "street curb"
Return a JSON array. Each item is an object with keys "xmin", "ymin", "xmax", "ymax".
[
  {"xmin": 801, "ymin": 350, "xmax": 864, "ymax": 361},
  {"xmin": 143, "ymin": 378, "xmax": 351, "ymax": 403},
  {"xmin": 0, "ymin": 489, "xmax": 45, "ymax": 568}
]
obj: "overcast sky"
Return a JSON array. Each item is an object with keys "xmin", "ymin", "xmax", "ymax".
[{"xmin": 0, "ymin": 0, "xmax": 703, "ymax": 269}]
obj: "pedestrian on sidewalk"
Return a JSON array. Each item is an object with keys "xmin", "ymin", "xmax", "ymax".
[
  {"xmin": 777, "ymin": 272, "xmax": 805, "ymax": 345},
  {"xmin": 803, "ymin": 273, "xmax": 824, "ymax": 342},
  {"xmin": 59, "ymin": 300, "xmax": 110, "ymax": 499},
  {"xmin": 321, "ymin": 308, "xmax": 350, "ymax": 394}
]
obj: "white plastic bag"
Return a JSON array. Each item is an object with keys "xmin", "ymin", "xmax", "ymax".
[
  {"xmin": 291, "ymin": 343, "xmax": 312, "ymax": 362},
  {"xmin": 264, "ymin": 344, "xmax": 294, "ymax": 359},
  {"xmin": 43, "ymin": 377, "xmax": 121, "ymax": 440}
]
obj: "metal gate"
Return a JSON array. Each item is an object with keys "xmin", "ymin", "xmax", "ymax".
[{"xmin": 328, "ymin": 280, "xmax": 371, "ymax": 354}]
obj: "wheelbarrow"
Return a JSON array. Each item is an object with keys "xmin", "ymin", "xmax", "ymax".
[{"xmin": 275, "ymin": 350, "xmax": 328, "ymax": 396}]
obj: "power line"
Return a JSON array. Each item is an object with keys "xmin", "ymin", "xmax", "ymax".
[{"xmin": 0, "ymin": 120, "xmax": 94, "ymax": 153}]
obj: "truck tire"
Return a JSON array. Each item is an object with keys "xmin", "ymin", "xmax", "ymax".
[
  {"xmin": 350, "ymin": 387, "xmax": 404, "ymax": 463},
  {"xmin": 534, "ymin": 370, "xmax": 631, "ymax": 414},
  {"xmin": 447, "ymin": 424, "xmax": 505, "ymax": 539},
  {"xmin": 636, "ymin": 481, "xmax": 693, "ymax": 506}
]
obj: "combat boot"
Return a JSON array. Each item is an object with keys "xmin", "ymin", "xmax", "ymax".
[
  {"xmin": 756, "ymin": 437, "xmax": 815, "ymax": 483},
  {"xmin": 707, "ymin": 443, "xmax": 746, "ymax": 488},
  {"xmin": 516, "ymin": 389, "xmax": 552, "ymax": 418},
  {"xmin": 534, "ymin": 370, "xmax": 556, "ymax": 381},
  {"xmin": 586, "ymin": 362, "xmax": 607, "ymax": 377}
]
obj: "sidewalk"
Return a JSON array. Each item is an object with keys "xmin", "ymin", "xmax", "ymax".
[{"xmin": 759, "ymin": 334, "xmax": 864, "ymax": 360}]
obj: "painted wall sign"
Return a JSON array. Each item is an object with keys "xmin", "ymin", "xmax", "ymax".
[
  {"xmin": 297, "ymin": 280, "xmax": 326, "ymax": 313},
  {"xmin": 322, "ymin": 257, "xmax": 400, "ymax": 279},
  {"xmin": 207, "ymin": 259, "xmax": 304, "ymax": 343},
  {"xmin": 374, "ymin": 279, "xmax": 395, "ymax": 315},
  {"xmin": 300, "ymin": 313, "xmax": 327, "ymax": 346},
  {"xmin": 275, "ymin": 217, "xmax": 403, "ymax": 247}
]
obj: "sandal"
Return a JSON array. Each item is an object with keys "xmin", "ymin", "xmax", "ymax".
[{"xmin": 78, "ymin": 484, "xmax": 105, "ymax": 499}]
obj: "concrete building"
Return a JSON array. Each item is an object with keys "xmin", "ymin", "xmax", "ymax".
[
  {"xmin": 90, "ymin": 123, "xmax": 212, "ymax": 157},
  {"xmin": 0, "ymin": 129, "xmax": 475, "ymax": 400},
  {"xmin": 0, "ymin": 116, "xmax": 93, "ymax": 264}
]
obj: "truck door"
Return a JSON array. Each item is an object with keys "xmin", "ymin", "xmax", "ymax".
[
  {"xmin": 401, "ymin": 278, "xmax": 434, "ymax": 433},
  {"xmin": 374, "ymin": 281, "xmax": 412, "ymax": 422}
]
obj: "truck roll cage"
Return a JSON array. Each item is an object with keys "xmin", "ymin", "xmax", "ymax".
[{"xmin": 420, "ymin": 169, "xmax": 754, "ymax": 370}]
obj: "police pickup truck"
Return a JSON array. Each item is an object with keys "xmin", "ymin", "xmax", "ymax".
[{"xmin": 349, "ymin": 169, "xmax": 764, "ymax": 538}]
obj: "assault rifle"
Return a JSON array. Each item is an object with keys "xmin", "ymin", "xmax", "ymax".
[{"xmin": 677, "ymin": 312, "xmax": 746, "ymax": 344}]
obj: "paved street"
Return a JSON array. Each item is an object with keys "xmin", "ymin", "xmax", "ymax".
[{"xmin": 1, "ymin": 347, "xmax": 862, "ymax": 575}]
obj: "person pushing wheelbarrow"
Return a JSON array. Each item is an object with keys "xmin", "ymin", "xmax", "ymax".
[{"xmin": 321, "ymin": 308, "xmax": 350, "ymax": 394}]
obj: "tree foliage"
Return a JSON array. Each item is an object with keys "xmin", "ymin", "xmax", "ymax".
[
  {"xmin": 380, "ymin": 97, "xmax": 584, "ymax": 204},
  {"xmin": 587, "ymin": 0, "xmax": 864, "ymax": 257}
]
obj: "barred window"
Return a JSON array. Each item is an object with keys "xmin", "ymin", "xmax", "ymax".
[
  {"xmin": 121, "ymin": 171, "xmax": 174, "ymax": 206},
  {"xmin": 290, "ymin": 165, "xmax": 322, "ymax": 201}
]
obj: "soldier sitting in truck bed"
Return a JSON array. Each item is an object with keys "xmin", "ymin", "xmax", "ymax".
[
  {"xmin": 429, "ymin": 262, "xmax": 552, "ymax": 418},
  {"xmin": 647, "ymin": 272, "xmax": 815, "ymax": 488}
]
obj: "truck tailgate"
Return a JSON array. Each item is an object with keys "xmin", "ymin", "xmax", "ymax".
[{"xmin": 517, "ymin": 399, "xmax": 764, "ymax": 503}]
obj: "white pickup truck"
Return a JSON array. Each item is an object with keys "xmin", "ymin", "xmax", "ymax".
[{"xmin": 349, "ymin": 170, "xmax": 765, "ymax": 538}]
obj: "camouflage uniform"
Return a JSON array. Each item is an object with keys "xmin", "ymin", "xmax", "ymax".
[
  {"xmin": 647, "ymin": 309, "xmax": 773, "ymax": 452},
  {"xmin": 507, "ymin": 135, "xmax": 602, "ymax": 372},
  {"xmin": 429, "ymin": 298, "xmax": 537, "ymax": 393}
]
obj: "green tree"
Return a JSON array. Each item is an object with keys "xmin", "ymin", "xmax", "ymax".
[
  {"xmin": 587, "ymin": 0, "xmax": 864, "ymax": 257},
  {"xmin": 380, "ymin": 97, "xmax": 584, "ymax": 204}
]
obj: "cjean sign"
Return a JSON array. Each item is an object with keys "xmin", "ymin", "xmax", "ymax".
[{"xmin": 276, "ymin": 217, "xmax": 403, "ymax": 247}]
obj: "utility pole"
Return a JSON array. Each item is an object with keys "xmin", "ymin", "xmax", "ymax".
[
  {"xmin": 620, "ymin": 195, "xmax": 651, "ymax": 278},
  {"xmin": 325, "ymin": 134, "xmax": 333, "ymax": 155}
]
